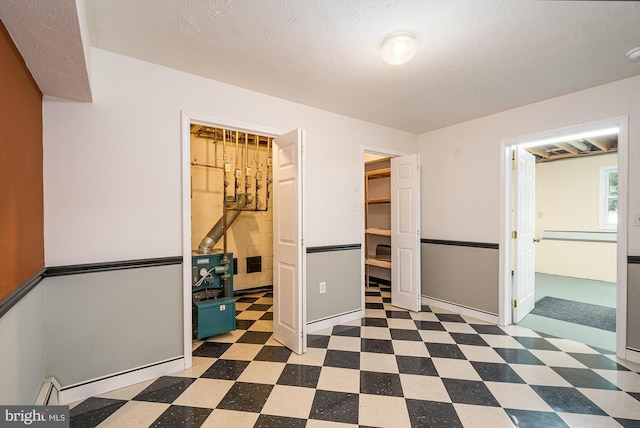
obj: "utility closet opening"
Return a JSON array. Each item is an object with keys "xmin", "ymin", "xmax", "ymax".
[
  {"xmin": 190, "ymin": 125, "xmax": 274, "ymax": 343},
  {"xmin": 364, "ymin": 153, "xmax": 392, "ymax": 289}
]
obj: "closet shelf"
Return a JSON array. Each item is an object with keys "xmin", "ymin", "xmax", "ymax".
[
  {"xmin": 366, "ymin": 228, "xmax": 391, "ymax": 236},
  {"xmin": 367, "ymin": 198, "xmax": 391, "ymax": 204},
  {"xmin": 365, "ymin": 258, "xmax": 391, "ymax": 269},
  {"xmin": 366, "ymin": 168, "xmax": 391, "ymax": 179}
]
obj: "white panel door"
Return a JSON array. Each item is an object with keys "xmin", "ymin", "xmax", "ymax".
[
  {"xmin": 273, "ymin": 129, "xmax": 304, "ymax": 354},
  {"xmin": 391, "ymin": 154, "xmax": 421, "ymax": 312},
  {"xmin": 514, "ymin": 147, "xmax": 536, "ymax": 323}
]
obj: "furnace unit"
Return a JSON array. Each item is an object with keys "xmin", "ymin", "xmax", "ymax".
[{"xmin": 192, "ymin": 252, "xmax": 235, "ymax": 339}]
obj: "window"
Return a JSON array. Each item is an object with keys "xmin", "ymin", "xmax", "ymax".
[{"xmin": 599, "ymin": 166, "xmax": 618, "ymax": 229}]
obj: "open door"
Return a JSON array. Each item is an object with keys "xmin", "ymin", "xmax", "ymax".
[
  {"xmin": 273, "ymin": 129, "xmax": 305, "ymax": 354},
  {"xmin": 391, "ymin": 154, "xmax": 421, "ymax": 312},
  {"xmin": 513, "ymin": 147, "xmax": 536, "ymax": 322}
]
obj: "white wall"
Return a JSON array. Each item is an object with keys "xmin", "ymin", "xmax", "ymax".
[
  {"xmin": 418, "ymin": 75, "xmax": 640, "ymax": 349},
  {"xmin": 418, "ymin": 74, "xmax": 640, "ymax": 256},
  {"xmin": 537, "ymin": 153, "xmax": 618, "ymax": 232},
  {"xmin": 535, "ymin": 153, "xmax": 618, "ymax": 282},
  {"xmin": 43, "ymin": 48, "xmax": 417, "ymax": 266}
]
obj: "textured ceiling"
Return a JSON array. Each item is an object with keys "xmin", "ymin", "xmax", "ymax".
[
  {"xmin": 0, "ymin": 0, "xmax": 92, "ymax": 102},
  {"xmin": 4, "ymin": 1, "xmax": 640, "ymax": 133}
]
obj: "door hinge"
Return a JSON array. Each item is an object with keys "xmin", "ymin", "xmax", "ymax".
[
  {"xmin": 511, "ymin": 270, "xmax": 514, "ymax": 276},
  {"xmin": 511, "ymin": 230, "xmax": 517, "ymax": 239},
  {"xmin": 511, "ymin": 150, "xmax": 517, "ymax": 170},
  {"xmin": 512, "ymin": 299, "xmax": 517, "ymax": 308},
  {"xmin": 301, "ymin": 238, "xmax": 305, "ymax": 246}
]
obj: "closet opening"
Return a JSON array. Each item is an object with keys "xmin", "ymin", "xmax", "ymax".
[
  {"xmin": 362, "ymin": 148, "xmax": 421, "ymax": 313},
  {"xmin": 364, "ymin": 154, "xmax": 392, "ymax": 291},
  {"xmin": 190, "ymin": 125, "xmax": 274, "ymax": 350}
]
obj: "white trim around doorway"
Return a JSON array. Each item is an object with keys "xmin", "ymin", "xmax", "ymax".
[
  {"xmin": 360, "ymin": 145, "xmax": 408, "ymax": 313},
  {"xmin": 498, "ymin": 116, "xmax": 628, "ymax": 359},
  {"xmin": 180, "ymin": 111, "xmax": 285, "ymax": 369}
]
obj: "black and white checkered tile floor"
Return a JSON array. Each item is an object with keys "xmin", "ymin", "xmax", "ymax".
[{"xmin": 70, "ymin": 284, "xmax": 640, "ymax": 427}]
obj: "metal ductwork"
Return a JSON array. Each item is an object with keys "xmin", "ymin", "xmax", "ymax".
[{"xmin": 198, "ymin": 196, "xmax": 246, "ymax": 254}]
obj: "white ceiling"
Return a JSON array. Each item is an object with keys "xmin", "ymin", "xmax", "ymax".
[{"xmin": 4, "ymin": 1, "xmax": 640, "ymax": 133}]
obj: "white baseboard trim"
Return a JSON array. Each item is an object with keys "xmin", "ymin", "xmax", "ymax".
[
  {"xmin": 422, "ymin": 296, "xmax": 499, "ymax": 324},
  {"xmin": 306, "ymin": 309, "xmax": 364, "ymax": 333},
  {"xmin": 35, "ymin": 377, "xmax": 61, "ymax": 405},
  {"xmin": 59, "ymin": 357, "xmax": 185, "ymax": 405},
  {"xmin": 624, "ymin": 347, "xmax": 640, "ymax": 364}
]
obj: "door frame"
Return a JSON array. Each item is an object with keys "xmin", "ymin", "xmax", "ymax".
[
  {"xmin": 181, "ymin": 111, "xmax": 294, "ymax": 368},
  {"xmin": 360, "ymin": 145, "xmax": 408, "ymax": 310},
  {"xmin": 499, "ymin": 116, "xmax": 628, "ymax": 358}
]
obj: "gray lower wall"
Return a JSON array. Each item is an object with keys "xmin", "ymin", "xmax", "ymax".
[
  {"xmin": 421, "ymin": 243, "xmax": 499, "ymax": 314},
  {"xmin": 44, "ymin": 265, "xmax": 183, "ymax": 387},
  {"xmin": 306, "ymin": 249, "xmax": 361, "ymax": 323},
  {"xmin": 0, "ymin": 285, "xmax": 46, "ymax": 404},
  {"xmin": 628, "ymin": 261, "xmax": 640, "ymax": 350}
]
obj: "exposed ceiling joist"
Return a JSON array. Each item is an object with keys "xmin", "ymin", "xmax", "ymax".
[
  {"xmin": 527, "ymin": 147, "xmax": 550, "ymax": 159},
  {"xmin": 586, "ymin": 137, "xmax": 612, "ymax": 152},
  {"xmin": 555, "ymin": 142, "xmax": 580, "ymax": 155},
  {"xmin": 526, "ymin": 135, "xmax": 617, "ymax": 163}
]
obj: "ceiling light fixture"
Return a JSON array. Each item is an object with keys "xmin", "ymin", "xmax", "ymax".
[
  {"xmin": 627, "ymin": 46, "xmax": 640, "ymax": 61},
  {"xmin": 381, "ymin": 32, "xmax": 417, "ymax": 65}
]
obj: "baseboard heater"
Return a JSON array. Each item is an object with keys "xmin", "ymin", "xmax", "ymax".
[{"xmin": 35, "ymin": 377, "xmax": 61, "ymax": 405}]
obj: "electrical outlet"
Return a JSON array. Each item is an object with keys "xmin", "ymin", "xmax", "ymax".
[{"xmin": 319, "ymin": 281, "xmax": 327, "ymax": 294}]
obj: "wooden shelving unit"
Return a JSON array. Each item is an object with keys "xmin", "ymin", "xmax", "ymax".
[
  {"xmin": 365, "ymin": 258, "xmax": 391, "ymax": 269},
  {"xmin": 367, "ymin": 198, "xmax": 391, "ymax": 204},
  {"xmin": 366, "ymin": 168, "xmax": 391, "ymax": 179},
  {"xmin": 365, "ymin": 227, "xmax": 391, "ymax": 236},
  {"xmin": 365, "ymin": 158, "xmax": 391, "ymax": 287}
]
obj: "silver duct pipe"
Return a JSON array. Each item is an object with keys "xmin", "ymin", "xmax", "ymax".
[
  {"xmin": 198, "ymin": 195, "xmax": 246, "ymax": 254},
  {"xmin": 567, "ymin": 139, "xmax": 590, "ymax": 152}
]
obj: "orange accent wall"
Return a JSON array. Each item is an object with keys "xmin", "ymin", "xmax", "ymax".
[{"xmin": 0, "ymin": 19, "xmax": 44, "ymax": 300}]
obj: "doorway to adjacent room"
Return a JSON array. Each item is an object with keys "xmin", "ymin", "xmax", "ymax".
[{"xmin": 500, "ymin": 117, "xmax": 628, "ymax": 357}]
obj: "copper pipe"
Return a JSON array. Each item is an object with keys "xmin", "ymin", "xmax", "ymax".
[
  {"xmin": 234, "ymin": 131, "xmax": 240, "ymax": 201},
  {"xmin": 222, "ymin": 130, "xmax": 229, "ymax": 264},
  {"xmin": 254, "ymin": 134, "xmax": 259, "ymax": 167},
  {"xmin": 221, "ymin": 129, "xmax": 230, "ymax": 296},
  {"xmin": 244, "ymin": 132, "xmax": 251, "ymax": 203},
  {"xmin": 254, "ymin": 135, "xmax": 261, "ymax": 211},
  {"xmin": 266, "ymin": 137, "xmax": 272, "ymax": 208},
  {"xmin": 234, "ymin": 131, "xmax": 239, "ymax": 169}
]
